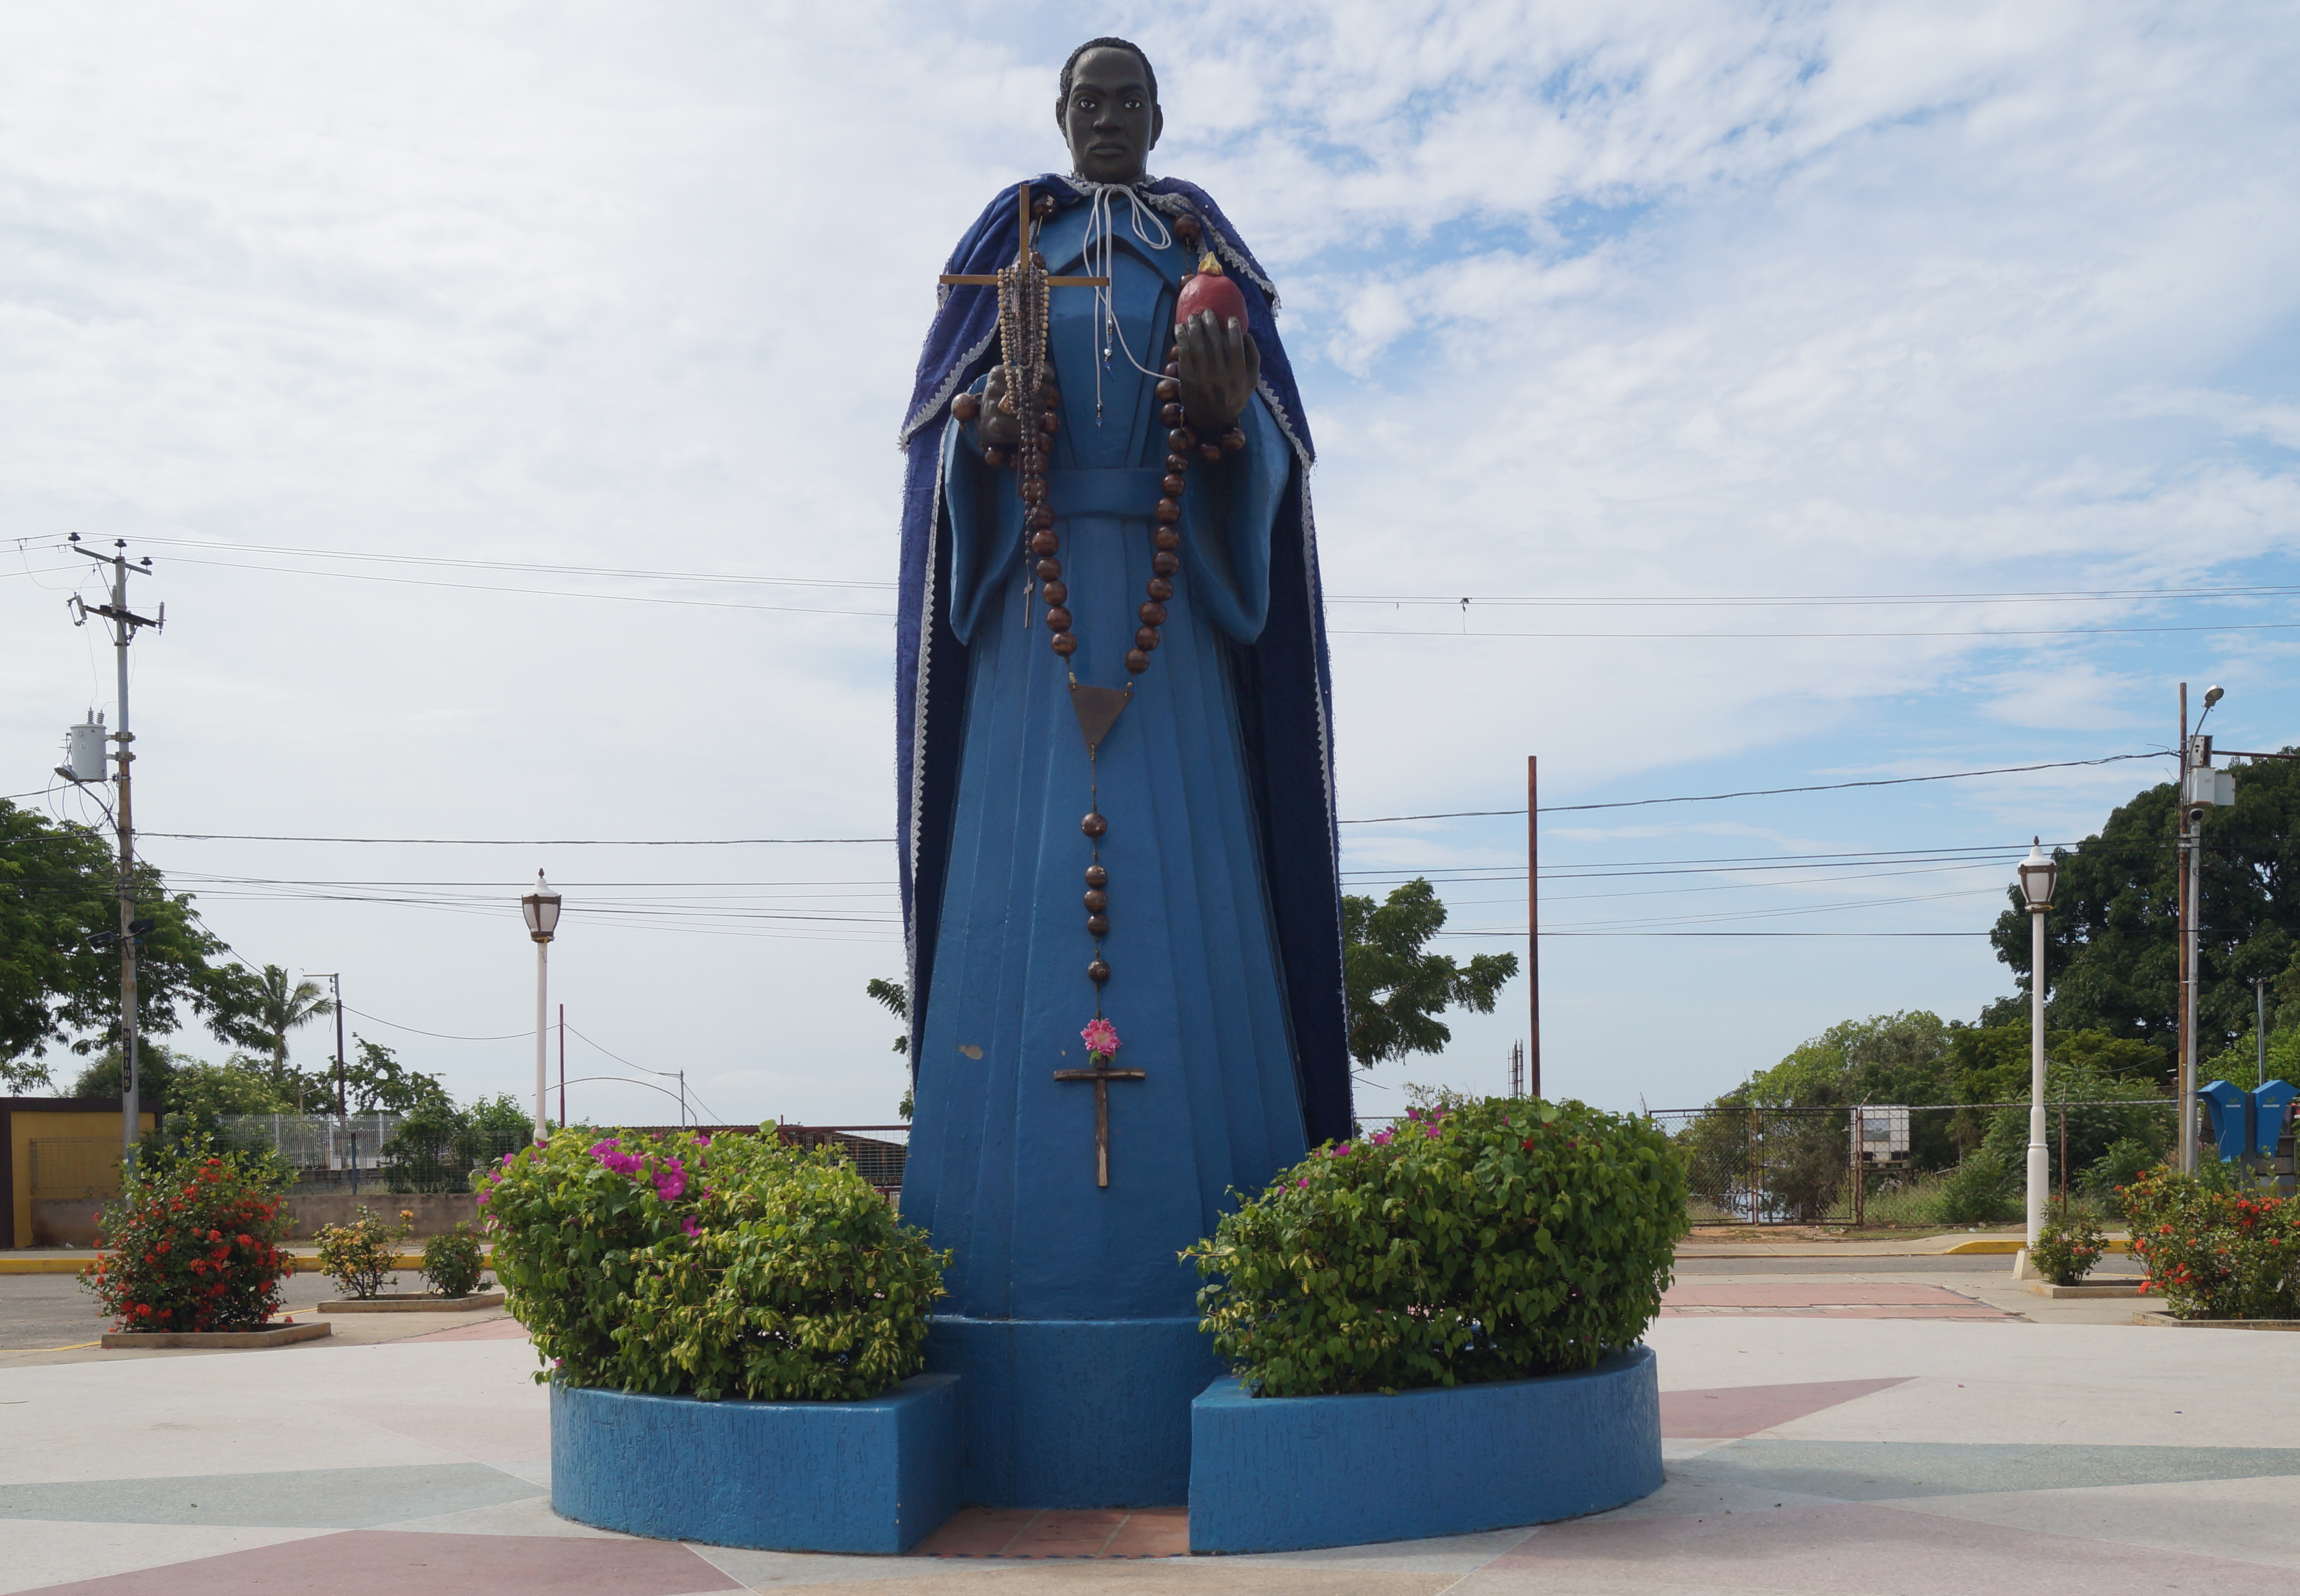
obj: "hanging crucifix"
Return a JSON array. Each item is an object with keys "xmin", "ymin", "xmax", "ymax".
[{"xmin": 1055, "ymin": 1042, "xmax": 1146, "ymax": 1189}]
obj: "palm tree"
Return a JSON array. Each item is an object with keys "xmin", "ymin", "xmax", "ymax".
[{"xmin": 244, "ymin": 964, "xmax": 336, "ymax": 1111}]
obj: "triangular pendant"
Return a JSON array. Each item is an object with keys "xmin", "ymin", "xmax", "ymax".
[{"xmin": 1070, "ymin": 684, "xmax": 1131, "ymax": 758}]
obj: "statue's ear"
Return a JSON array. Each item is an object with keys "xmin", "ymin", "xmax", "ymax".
[{"xmin": 1150, "ymin": 104, "xmax": 1164, "ymax": 152}]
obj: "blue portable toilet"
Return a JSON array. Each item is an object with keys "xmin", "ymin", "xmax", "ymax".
[
  {"xmin": 2198, "ymin": 1081, "xmax": 2251, "ymax": 1162},
  {"xmin": 2254, "ymin": 1080, "xmax": 2298, "ymax": 1160}
]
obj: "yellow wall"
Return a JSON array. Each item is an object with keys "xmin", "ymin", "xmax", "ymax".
[{"xmin": 8, "ymin": 1110, "xmax": 156, "ymax": 1249}]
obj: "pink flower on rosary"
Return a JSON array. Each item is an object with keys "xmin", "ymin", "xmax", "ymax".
[{"xmin": 1081, "ymin": 1018, "xmax": 1121, "ymax": 1061}]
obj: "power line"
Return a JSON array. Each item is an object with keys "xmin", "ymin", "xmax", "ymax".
[
  {"xmin": 1340, "ymin": 751, "xmax": 2171, "ymax": 822},
  {"xmin": 340, "ymin": 1005, "xmax": 530, "ymax": 1042}
]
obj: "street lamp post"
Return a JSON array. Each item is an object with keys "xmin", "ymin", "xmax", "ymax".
[
  {"xmin": 2018, "ymin": 838, "xmax": 2058, "ymax": 1260},
  {"xmin": 522, "ymin": 872, "xmax": 562, "ymax": 1144}
]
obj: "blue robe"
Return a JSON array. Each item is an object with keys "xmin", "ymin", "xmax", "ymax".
[{"xmin": 891, "ymin": 178, "xmax": 1348, "ymax": 1504}]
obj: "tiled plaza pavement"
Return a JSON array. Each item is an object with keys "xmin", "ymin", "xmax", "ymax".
[{"xmin": 1, "ymin": 1269, "xmax": 2293, "ymax": 1594}]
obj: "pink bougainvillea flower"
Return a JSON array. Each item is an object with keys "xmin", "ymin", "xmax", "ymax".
[
  {"xmin": 1294, "ymin": 1177, "xmax": 1310, "ymax": 1188},
  {"xmin": 654, "ymin": 1159, "xmax": 688, "ymax": 1202},
  {"xmin": 1081, "ymin": 1017, "xmax": 1121, "ymax": 1057},
  {"xmin": 1369, "ymin": 1128, "xmax": 1393, "ymax": 1146},
  {"xmin": 681, "ymin": 1216, "xmax": 701, "ymax": 1238}
]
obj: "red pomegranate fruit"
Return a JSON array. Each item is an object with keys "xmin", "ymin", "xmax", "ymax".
[{"xmin": 1175, "ymin": 253, "xmax": 1248, "ymax": 332}]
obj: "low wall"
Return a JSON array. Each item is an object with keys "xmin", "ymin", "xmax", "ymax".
[
  {"xmin": 281, "ymin": 1191, "xmax": 482, "ymax": 1240},
  {"xmin": 30, "ymin": 1198, "xmax": 103, "ymax": 1248}
]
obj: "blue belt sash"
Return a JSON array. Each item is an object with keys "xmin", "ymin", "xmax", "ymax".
[{"xmin": 1043, "ymin": 468, "xmax": 1167, "ymax": 520}]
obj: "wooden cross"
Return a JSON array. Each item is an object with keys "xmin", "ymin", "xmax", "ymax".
[
  {"xmin": 939, "ymin": 182, "xmax": 1109, "ymax": 293},
  {"xmin": 1054, "ymin": 1056, "xmax": 1146, "ymax": 1188}
]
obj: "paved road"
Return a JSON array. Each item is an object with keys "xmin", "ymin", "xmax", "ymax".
[
  {"xmin": 4, "ymin": 1268, "xmax": 348, "ymax": 1349},
  {"xmin": 1676, "ymin": 1254, "xmax": 2147, "ymax": 1276}
]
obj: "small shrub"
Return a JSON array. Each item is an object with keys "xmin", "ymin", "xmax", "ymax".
[
  {"xmin": 81, "ymin": 1137, "xmax": 294, "ymax": 1332},
  {"xmin": 2121, "ymin": 1167, "xmax": 2300, "ymax": 1320},
  {"xmin": 1184, "ymin": 1098, "xmax": 1689, "ymax": 1397},
  {"xmin": 1930, "ymin": 1150, "xmax": 2017, "ymax": 1226},
  {"xmin": 315, "ymin": 1206, "xmax": 412, "ymax": 1299},
  {"xmin": 421, "ymin": 1221, "xmax": 489, "ymax": 1298},
  {"xmin": 2030, "ymin": 1210, "xmax": 2105, "ymax": 1285},
  {"xmin": 483, "ymin": 1128, "xmax": 949, "ymax": 1400}
]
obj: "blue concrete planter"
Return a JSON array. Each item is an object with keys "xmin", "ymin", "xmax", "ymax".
[
  {"xmin": 1188, "ymin": 1345, "xmax": 1662, "ymax": 1553},
  {"xmin": 550, "ymin": 1373, "xmax": 960, "ymax": 1553}
]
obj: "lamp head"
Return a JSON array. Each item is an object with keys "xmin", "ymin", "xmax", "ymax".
[
  {"xmin": 2204, "ymin": 685, "xmax": 2225, "ymax": 709},
  {"xmin": 521, "ymin": 869, "xmax": 562, "ymax": 942},
  {"xmin": 2017, "ymin": 836, "xmax": 2056, "ymax": 912}
]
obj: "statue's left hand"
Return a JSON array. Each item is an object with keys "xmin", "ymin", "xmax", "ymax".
[{"xmin": 1176, "ymin": 309, "xmax": 1260, "ymax": 431}]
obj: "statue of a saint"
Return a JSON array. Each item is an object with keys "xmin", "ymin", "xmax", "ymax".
[{"xmin": 894, "ymin": 37, "xmax": 1348, "ymax": 1505}]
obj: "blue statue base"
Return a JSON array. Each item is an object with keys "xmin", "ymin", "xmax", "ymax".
[{"xmin": 925, "ymin": 1316, "xmax": 1226, "ymax": 1507}]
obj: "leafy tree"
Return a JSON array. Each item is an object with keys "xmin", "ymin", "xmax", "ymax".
[
  {"xmin": 1343, "ymin": 879, "xmax": 1518, "ymax": 1071},
  {"xmin": 1991, "ymin": 752, "xmax": 2300, "ymax": 1077},
  {"xmin": 340, "ymin": 1036, "xmax": 450, "ymax": 1114},
  {"xmin": 218, "ymin": 964, "xmax": 336, "ymax": 1108},
  {"xmin": 868, "ymin": 976, "xmax": 913, "ymax": 1118},
  {"xmin": 0, "ymin": 800, "xmax": 258, "ymax": 1088}
]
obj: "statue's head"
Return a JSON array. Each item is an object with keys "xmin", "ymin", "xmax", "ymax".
[{"xmin": 1058, "ymin": 37, "xmax": 1162, "ymax": 185}]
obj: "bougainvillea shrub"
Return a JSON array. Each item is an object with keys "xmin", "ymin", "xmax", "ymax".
[
  {"xmin": 80, "ymin": 1140, "xmax": 293, "ymax": 1332},
  {"xmin": 1186, "ymin": 1097, "xmax": 1688, "ymax": 1397},
  {"xmin": 2122, "ymin": 1166, "xmax": 2300, "ymax": 1320},
  {"xmin": 482, "ymin": 1129, "xmax": 948, "ymax": 1401}
]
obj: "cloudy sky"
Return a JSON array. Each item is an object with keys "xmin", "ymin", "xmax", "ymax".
[{"xmin": 4, "ymin": 1, "xmax": 2295, "ymax": 1128}]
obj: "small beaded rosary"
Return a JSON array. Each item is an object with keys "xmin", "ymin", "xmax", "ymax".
[{"xmin": 948, "ymin": 193, "xmax": 1245, "ymax": 1004}]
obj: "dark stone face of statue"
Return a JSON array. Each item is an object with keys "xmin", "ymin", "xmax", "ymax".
[{"xmin": 1060, "ymin": 47, "xmax": 1162, "ymax": 185}]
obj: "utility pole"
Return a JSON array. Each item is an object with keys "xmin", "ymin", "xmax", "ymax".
[
  {"xmin": 1527, "ymin": 754, "xmax": 1541, "ymax": 1100},
  {"xmin": 2177, "ymin": 683, "xmax": 2193, "ymax": 1174},
  {"xmin": 2255, "ymin": 977, "xmax": 2271, "ymax": 1085},
  {"xmin": 67, "ymin": 537, "xmax": 164, "ymax": 1172},
  {"xmin": 310, "ymin": 974, "xmax": 346, "ymax": 1118}
]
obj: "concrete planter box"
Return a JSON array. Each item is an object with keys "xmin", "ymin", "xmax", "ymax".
[
  {"xmin": 100, "ymin": 1321, "xmax": 331, "ymax": 1350},
  {"xmin": 1188, "ymin": 1345, "xmax": 1662, "ymax": 1554},
  {"xmin": 2027, "ymin": 1280, "xmax": 2147, "ymax": 1298},
  {"xmin": 320, "ymin": 1291, "xmax": 505, "ymax": 1313},
  {"xmin": 2134, "ymin": 1311, "xmax": 2300, "ymax": 1331},
  {"xmin": 551, "ymin": 1372, "xmax": 960, "ymax": 1553}
]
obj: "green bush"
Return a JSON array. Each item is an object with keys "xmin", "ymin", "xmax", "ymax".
[
  {"xmin": 80, "ymin": 1137, "xmax": 294, "ymax": 1332},
  {"xmin": 2080, "ymin": 1139, "xmax": 2159, "ymax": 1217},
  {"xmin": 1930, "ymin": 1150, "xmax": 2017, "ymax": 1225},
  {"xmin": 482, "ymin": 1128, "xmax": 948, "ymax": 1401},
  {"xmin": 1184, "ymin": 1098, "xmax": 1688, "ymax": 1397},
  {"xmin": 2122, "ymin": 1167, "xmax": 2300, "ymax": 1320},
  {"xmin": 315, "ymin": 1206, "xmax": 411, "ymax": 1298},
  {"xmin": 421, "ymin": 1221, "xmax": 490, "ymax": 1298},
  {"xmin": 2030, "ymin": 1210, "xmax": 2105, "ymax": 1284}
]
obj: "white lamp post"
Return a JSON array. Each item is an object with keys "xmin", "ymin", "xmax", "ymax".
[
  {"xmin": 2017, "ymin": 838, "xmax": 2057, "ymax": 1259},
  {"xmin": 522, "ymin": 871, "xmax": 562, "ymax": 1144}
]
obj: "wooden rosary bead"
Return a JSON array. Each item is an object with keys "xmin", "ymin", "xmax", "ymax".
[
  {"xmin": 1030, "ymin": 530, "xmax": 1058, "ymax": 556},
  {"xmin": 1081, "ymin": 811, "xmax": 1108, "ymax": 839},
  {"xmin": 1042, "ymin": 580, "xmax": 1068, "ymax": 607},
  {"xmin": 1160, "ymin": 401, "xmax": 1184, "ymax": 426},
  {"xmin": 1154, "ymin": 497, "xmax": 1181, "ymax": 524},
  {"xmin": 1167, "ymin": 427, "xmax": 1194, "ymax": 453},
  {"xmin": 1045, "ymin": 606, "xmax": 1073, "ymax": 632},
  {"xmin": 1152, "ymin": 551, "xmax": 1180, "ymax": 577},
  {"xmin": 1146, "ymin": 577, "xmax": 1174, "ymax": 602},
  {"xmin": 1030, "ymin": 250, "xmax": 1047, "ymax": 269},
  {"xmin": 1161, "ymin": 473, "xmax": 1186, "ymax": 496},
  {"xmin": 1176, "ymin": 214, "xmax": 1201, "ymax": 244},
  {"xmin": 1028, "ymin": 504, "xmax": 1055, "ymax": 529},
  {"xmin": 1020, "ymin": 476, "xmax": 1047, "ymax": 503},
  {"xmin": 1156, "ymin": 378, "xmax": 1181, "ymax": 402},
  {"xmin": 1163, "ymin": 362, "xmax": 1180, "ymax": 378},
  {"xmin": 1086, "ymin": 913, "xmax": 1110, "ymax": 936},
  {"xmin": 951, "ymin": 392, "xmax": 980, "ymax": 421},
  {"xmin": 1139, "ymin": 600, "xmax": 1168, "ymax": 627},
  {"xmin": 1085, "ymin": 863, "xmax": 1107, "ymax": 887},
  {"xmin": 1035, "ymin": 557, "xmax": 1062, "ymax": 581},
  {"xmin": 1083, "ymin": 888, "xmax": 1108, "ymax": 913},
  {"xmin": 1221, "ymin": 427, "xmax": 1247, "ymax": 452},
  {"xmin": 983, "ymin": 446, "xmax": 1006, "ymax": 468},
  {"xmin": 1088, "ymin": 958, "xmax": 1111, "ymax": 984},
  {"xmin": 1198, "ymin": 441, "xmax": 1223, "ymax": 463},
  {"xmin": 1135, "ymin": 626, "xmax": 1161, "ymax": 651},
  {"xmin": 1040, "ymin": 411, "xmax": 1060, "ymax": 435},
  {"xmin": 1153, "ymin": 527, "xmax": 1181, "ymax": 551},
  {"xmin": 1051, "ymin": 633, "xmax": 1077, "ymax": 657},
  {"xmin": 1124, "ymin": 648, "xmax": 1151, "ymax": 674},
  {"xmin": 1165, "ymin": 452, "xmax": 1190, "ymax": 474}
]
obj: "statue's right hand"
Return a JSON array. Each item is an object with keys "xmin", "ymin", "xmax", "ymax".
[{"xmin": 967, "ymin": 367, "xmax": 1059, "ymax": 453}]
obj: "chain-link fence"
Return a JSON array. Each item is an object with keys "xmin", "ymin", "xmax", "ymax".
[
  {"xmin": 777, "ymin": 1124, "xmax": 909, "ymax": 1198},
  {"xmin": 1650, "ymin": 1099, "xmax": 2190, "ymax": 1226},
  {"xmin": 206, "ymin": 1113, "xmax": 536, "ymax": 1195}
]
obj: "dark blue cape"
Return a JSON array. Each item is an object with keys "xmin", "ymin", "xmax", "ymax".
[{"xmin": 895, "ymin": 174, "xmax": 1351, "ymax": 1148}]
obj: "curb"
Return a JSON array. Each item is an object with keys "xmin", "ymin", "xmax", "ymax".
[
  {"xmin": 321, "ymin": 1292, "xmax": 505, "ymax": 1314},
  {"xmin": 2132, "ymin": 1312, "xmax": 2300, "ymax": 1331},
  {"xmin": 98, "ymin": 1321, "xmax": 333, "ymax": 1349}
]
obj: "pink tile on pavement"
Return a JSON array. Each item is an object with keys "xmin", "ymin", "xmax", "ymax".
[
  {"xmin": 1475, "ymin": 1501, "xmax": 2272, "ymax": 1594},
  {"xmin": 29, "ymin": 1528, "xmax": 738, "ymax": 1595},
  {"xmin": 1661, "ymin": 1377, "xmax": 1912, "ymax": 1438}
]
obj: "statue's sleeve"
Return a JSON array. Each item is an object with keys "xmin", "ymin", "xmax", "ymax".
[
  {"xmin": 1180, "ymin": 391, "xmax": 1291, "ymax": 646},
  {"xmin": 939, "ymin": 383, "xmax": 1014, "ymax": 647}
]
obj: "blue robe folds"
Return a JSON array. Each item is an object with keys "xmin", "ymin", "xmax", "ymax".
[{"xmin": 894, "ymin": 178, "xmax": 1349, "ymax": 1331}]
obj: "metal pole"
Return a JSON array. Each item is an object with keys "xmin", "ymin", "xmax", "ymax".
[
  {"xmin": 332, "ymin": 974, "xmax": 346, "ymax": 1117},
  {"xmin": 559, "ymin": 1003, "xmax": 566, "ymax": 1129},
  {"xmin": 1527, "ymin": 754, "xmax": 1541, "ymax": 1100},
  {"xmin": 2177, "ymin": 684, "xmax": 2194, "ymax": 1174},
  {"xmin": 109, "ymin": 551, "xmax": 140, "ymax": 1172},
  {"xmin": 534, "ymin": 939, "xmax": 550, "ymax": 1142},
  {"xmin": 2027, "ymin": 905, "xmax": 2048, "ymax": 1248},
  {"xmin": 2183, "ymin": 807, "xmax": 2201, "ymax": 1173},
  {"xmin": 2257, "ymin": 978, "xmax": 2270, "ymax": 1086}
]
